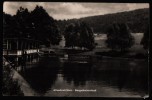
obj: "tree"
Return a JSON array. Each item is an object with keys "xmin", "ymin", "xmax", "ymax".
[
  {"xmin": 106, "ymin": 22, "xmax": 120, "ymax": 51},
  {"xmin": 64, "ymin": 23, "xmax": 76, "ymax": 48},
  {"xmin": 14, "ymin": 7, "xmax": 31, "ymax": 38},
  {"xmin": 79, "ymin": 22, "xmax": 95, "ymax": 50},
  {"xmin": 106, "ymin": 22, "xmax": 135, "ymax": 52},
  {"xmin": 58, "ymin": 8, "xmax": 149, "ymax": 34},
  {"xmin": 4, "ymin": 6, "xmax": 62, "ymax": 47},
  {"xmin": 3, "ymin": 13, "xmax": 19, "ymax": 38},
  {"xmin": 64, "ymin": 21, "xmax": 95, "ymax": 50},
  {"xmin": 30, "ymin": 5, "xmax": 62, "ymax": 46},
  {"xmin": 118, "ymin": 23, "xmax": 135, "ymax": 51},
  {"xmin": 140, "ymin": 26, "xmax": 149, "ymax": 50}
]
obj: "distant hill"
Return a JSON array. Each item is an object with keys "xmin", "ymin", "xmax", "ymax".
[{"xmin": 58, "ymin": 8, "xmax": 149, "ymax": 33}]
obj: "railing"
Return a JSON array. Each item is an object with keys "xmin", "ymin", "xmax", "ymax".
[
  {"xmin": 3, "ymin": 50, "xmax": 17, "ymax": 55},
  {"xmin": 3, "ymin": 49, "xmax": 39, "ymax": 56},
  {"xmin": 26, "ymin": 49, "xmax": 39, "ymax": 54}
]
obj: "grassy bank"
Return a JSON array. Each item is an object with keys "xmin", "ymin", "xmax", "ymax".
[
  {"xmin": 2, "ymin": 58, "xmax": 37, "ymax": 96},
  {"xmin": 2, "ymin": 60, "xmax": 24, "ymax": 96}
]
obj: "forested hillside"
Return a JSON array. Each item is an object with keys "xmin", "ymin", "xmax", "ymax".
[{"xmin": 58, "ymin": 8, "xmax": 149, "ymax": 33}]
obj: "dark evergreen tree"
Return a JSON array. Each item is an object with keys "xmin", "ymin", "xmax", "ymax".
[
  {"xmin": 106, "ymin": 22, "xmax": 135, "ymax": 52},
  {"xmin": 141, "ymin": 26, "xmax": 149, "ymax": 50},
  {"xmin": 4, "ymin": 6, "xmax": 62, "ymax": 47},
  {"xmin": 3, "ymin": 13, "xmax": 18, "ymax": 38},
  {"xmin": 64, "ymin": 21, "xmax": 95, "ymax": 50},
  {"xmin": 30, "ymin": 5, "xmax": 62, "ymax": 46},
  {"xmin": 64, "ymin": 23, "xmax": 76, "ymax": 48},
  {"xmin": 79, "ymin": 22, "xmax": 95, "ymax": 50},
  {"xmin": 118, "ymin": 23, "xmax": 135, "ymax": 51},
  {"xmin": 106, "ymin": 22, "xmax": 120, "ymax": 51},
  {"xmin": 14, "ymin": 7, "xmax": 31, "ymax": 38}
]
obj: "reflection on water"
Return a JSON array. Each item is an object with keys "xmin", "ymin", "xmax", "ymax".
[
  {"xmin": 62, "ymin": 63, "xmax": 92, "ymax": 87},
  {"xmin": 20, "ymin": 56, "xmax": 148, "ymax": 97},
  {"xmin": 21, "ymin": 57, "xmax": 60, "ymax": 95}
]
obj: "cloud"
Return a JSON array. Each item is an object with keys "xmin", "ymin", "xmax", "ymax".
[
  {"xmin": 126, "ymin": 3, "xmax": 149, "ymax": 10},
  {"xmin": 60, "ymin": 3, "xmax": 92, "ymax": 14},
  {"xmin": 3, "ymin": 2, "xmax": 149, "ymax": 20}
]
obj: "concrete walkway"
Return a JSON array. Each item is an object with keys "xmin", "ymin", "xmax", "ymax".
[{"xmin": 12, "ymin": 69, "xmax": 38, "ymax": 96}]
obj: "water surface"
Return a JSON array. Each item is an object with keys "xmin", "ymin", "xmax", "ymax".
[{"xmin": 21, "ymin": 56, "xmax": 148, "ymax": 97}]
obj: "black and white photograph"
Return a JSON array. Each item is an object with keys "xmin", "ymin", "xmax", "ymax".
[{"xmin": 2, "ymin": 2, "xmax": 150, "ymax": 97}]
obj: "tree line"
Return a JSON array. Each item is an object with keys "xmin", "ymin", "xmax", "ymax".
[
  {"xmin": 3, "ymin": 6, "xmax": 95, "ymax": 50},
  {"xmin": 58, "ymin": 8, "xmax": 149, "ymax": 33},
  {"xmin": 3, "ymin": 6, "xmax": 62, "ymax": 47},
  {"xmin": 3, "ymin": 6, "xmax": 149, "ymax": 51}
]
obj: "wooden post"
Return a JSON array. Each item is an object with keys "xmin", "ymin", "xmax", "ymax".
[
  {"xmin": 17, "ymin": 39, "xmax": 18, "ymax": 50},
  {"xmin": 25, "ymin": 41, "xmax": 27, "ymax": 50},
  {"xmin": 6, "ymin": 40, "xmax": 9, "ymax": 55},
  {"xmin": 21, "ymin": 41, "xmax": 23, "ymax": 50},
  {"xmin": 7, "ymin": 39, "xmax": 8, "ymax": 50},
  {"xmin": 29, "ymin": 55, "xmax": 31, "ymax": 63},
  {"xmin": 34, "ymin": 42, "xmax": 35, "ymax": 49},
  {"xmin": 16, "ymin": 57, "xmax": 18, "ymax": 69},
  {"xmin": 29, "ymin": 42, "xmax": 31, "ymax": 49},
  {"xmin": 26, "ymin": 41, "xmax": 27, "ymax": 50},
  {"xmin": 9, "ymin": 40, "xmax": 10, "ymax": 50},
  {"xmin": 9, "ymin": 40, "xmax": 11, "ymax": 55},
  {"xmin": 36, "ymin": 43, "xmax": 38, "ymax": 48},
  {"xmin": 27, "ymin": 41, "xmax": 29, "ymax": 50},
  {"xmin": 35, "ymin": 43, "xmax": 36, "ymax": 49},
  {"xmin": 29, "ymin": 42, "xmax": 30, "ymax": 49},
  {"xmin": 10, "ymin": 40, "xmax": 11, "ymax": 50},
  {"xmin": 32, "ymin": 43, "xmax": 34, "ymax": 49}
]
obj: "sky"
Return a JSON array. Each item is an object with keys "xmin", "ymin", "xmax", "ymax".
[{"xmin": 3, "ymin": 2, "xmax": 149, "ymax": 20}]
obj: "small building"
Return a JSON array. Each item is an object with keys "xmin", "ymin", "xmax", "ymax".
[
  {"xmin": 3, "ymin": 38, "xmax": 41, "ymax": 56},
  {"xmin": 3, "ymin": 38, "xmax": 42, "ymax": 69}
]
